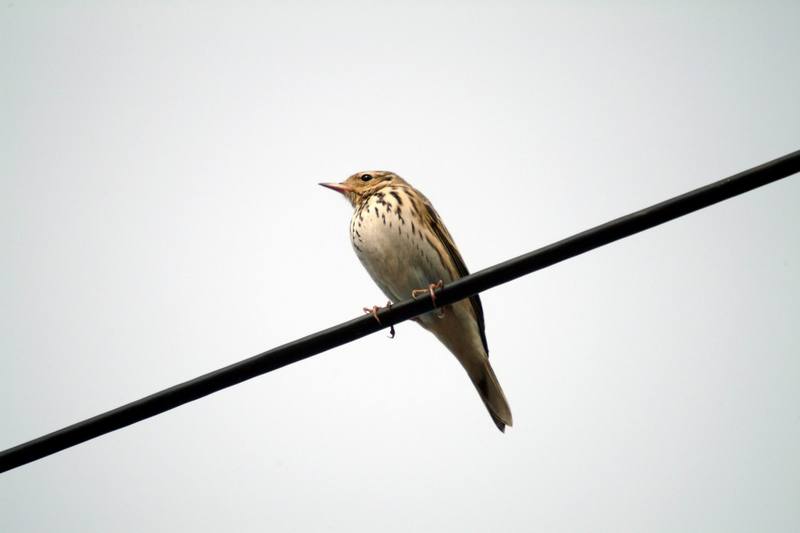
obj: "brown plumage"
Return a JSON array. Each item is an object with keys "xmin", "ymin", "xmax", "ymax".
[{"xmin": 320, "ymin": 171, "xmax": 513, "ymax": 431}]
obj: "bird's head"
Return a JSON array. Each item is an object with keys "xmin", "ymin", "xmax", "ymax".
[{"xmin": 319, "ymin": 170, "xmax": 402, "ymax": 208}]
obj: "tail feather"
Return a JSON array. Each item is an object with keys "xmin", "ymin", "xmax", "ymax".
[
  {"xmin": 471, "ymin": 359, "xmax": 513, "ymax": 432},
  {"xmin": 417, "ymin": 301, "xmax": 512, "ymax": 432}
]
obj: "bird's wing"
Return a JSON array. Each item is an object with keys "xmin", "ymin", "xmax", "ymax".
[{"xmin": 411, "ymin": 189, "xmax": 489, "ymax": 355}]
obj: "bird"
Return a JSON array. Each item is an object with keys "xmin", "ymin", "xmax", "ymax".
[{"xmin": 320, "ymin": 171, "xmax": 513, "ymax": 431}]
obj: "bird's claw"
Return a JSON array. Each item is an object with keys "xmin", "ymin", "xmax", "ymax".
[
  {"xmin": 363, "ymin": 305, "xmax": 382, "ymax": 324},
  {"xmin": 411, "ymin": 280, "xmax": 445, "ymax": 317},
  {"xmin": 363, "ymin": 301, "xmax": 396, "ymax": 338}
]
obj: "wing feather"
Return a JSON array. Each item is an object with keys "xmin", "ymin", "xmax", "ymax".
[{"xmin": 408, "ymin": 188, "xmax": 489, "ymax": 355}]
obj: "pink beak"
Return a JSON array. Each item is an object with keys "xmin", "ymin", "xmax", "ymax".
[{"xmin": 319, "ymin": 182, "xmax": 354, "ymax": 195}]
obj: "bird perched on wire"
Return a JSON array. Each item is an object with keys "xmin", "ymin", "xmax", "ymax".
[{"xmin": 320, "ymin": 171, "xmax": 513, "ymax": 432}]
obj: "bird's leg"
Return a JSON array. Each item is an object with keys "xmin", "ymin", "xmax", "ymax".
[
  {"xmin": 362, "ymin": 301, "xmax": 396, "ymax": 338},
  {"xmin": 411, "ymin": 280, "xmax": 445, "ymax": 317}
]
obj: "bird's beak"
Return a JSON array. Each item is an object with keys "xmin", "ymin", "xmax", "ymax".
[{"xmin": 319, "ymin": 182, "xmax": 354, "ymax": 195}]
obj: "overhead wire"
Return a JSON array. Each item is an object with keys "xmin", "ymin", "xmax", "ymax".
[{"xmin": 2, "ymin": 149, "xmax": 799, "ymax": 473}]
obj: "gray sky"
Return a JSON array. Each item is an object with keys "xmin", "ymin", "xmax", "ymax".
[{"xmin": 2, "ymin": 2, "xmax": 799, "ymax": 532}]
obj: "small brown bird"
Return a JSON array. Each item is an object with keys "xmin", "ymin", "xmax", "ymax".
[{"xmin": 320, "ymin": 171, "xmax": 512, "ymax": 431}]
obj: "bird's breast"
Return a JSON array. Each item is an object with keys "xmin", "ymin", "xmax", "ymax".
[{"xmin": 349, "ymin": 189, "xmax": 452, "ymax": 303}]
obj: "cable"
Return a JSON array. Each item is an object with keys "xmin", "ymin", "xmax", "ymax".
[{"xmin": 2, "ymin": 149, "xmax": 799, "ymax": 473}]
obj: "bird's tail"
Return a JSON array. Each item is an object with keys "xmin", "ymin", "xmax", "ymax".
[{"xmin": 467, "ymin": 358, "xmax": 513, "ymax": 432}]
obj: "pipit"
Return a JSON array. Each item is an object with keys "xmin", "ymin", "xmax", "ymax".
[{"xmin": 320, "ymin": 171, "xmax": 513, "ymax": 432}]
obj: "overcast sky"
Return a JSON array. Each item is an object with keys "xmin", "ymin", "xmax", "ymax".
[{"xmin": 2, "ymin": 2, "xmax": 799, "ymax": 532}]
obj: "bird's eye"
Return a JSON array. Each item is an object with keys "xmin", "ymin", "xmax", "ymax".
[{"xmin": 360, "ymin": 174, "xmax": 373, "ymax": 182}]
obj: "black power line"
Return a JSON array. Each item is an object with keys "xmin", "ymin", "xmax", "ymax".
[{"xmin": 2, "ymin": 150, "xmax": 799, "ymax": 473}]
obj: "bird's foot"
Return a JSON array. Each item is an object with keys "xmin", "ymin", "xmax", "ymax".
[
  {"xmin": 362, "ymin": 301, "xmax": 395, "ymax": 338},
  {"xmin": 411, "ymin": 280, "xmax": 445, "ymax": 318}
]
